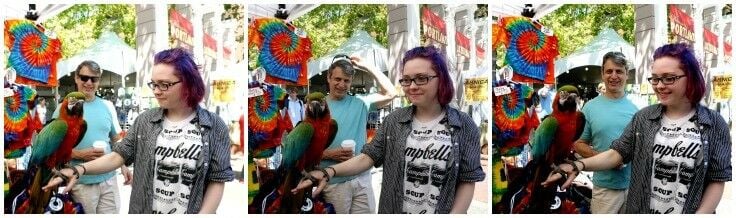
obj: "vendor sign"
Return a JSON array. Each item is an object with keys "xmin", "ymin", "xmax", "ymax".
[
  {"xmin": 712, "ymin": 74, "xmax": 732, "ymax": 101},
  {"xmin": 464, "ymin": 77, "xmax": 488, "ymax": 102}
]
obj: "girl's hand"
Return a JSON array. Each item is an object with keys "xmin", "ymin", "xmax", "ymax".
[{"xmin": 291, "ymin": 170, "xmax": 330, "ymax": 198}]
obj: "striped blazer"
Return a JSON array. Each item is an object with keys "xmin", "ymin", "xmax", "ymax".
[
  {"xmin": 113, "ymin": 106, "xmax": 234, "ymax": 213},
  {"xmin": 362, "ymin": 105, "xmax": 486, "ymax": 214},
  {"xmin": 611, "ymin": 104, "xmax": 732, "ymax": 213}
]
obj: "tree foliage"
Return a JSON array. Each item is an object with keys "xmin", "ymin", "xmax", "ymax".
[
  {"xmin": 292, "ymin": 4, "xmax": 388, "ymax": 59},
  {"xmin": 539, "ymin": 4, "xmax": 635, "ymax": 58},
  {"xmin": 248, "ymin": 4, "xmax": 387, "ymax": 70},
  {"xmin": 223, "ymin": 4, "xmax": 245, "ymax": 63},
  {"xmin": 42, "ymin": 4, "xmax": 136, "ymax": 59}
]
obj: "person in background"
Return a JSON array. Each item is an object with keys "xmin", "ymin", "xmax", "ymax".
[
  {"xmin": 51, "ymin": 60, "xmax": 132, "ymax": 214},
  {"xmin": 574, "ymin": 51, "xmax": 639, "ymax": 213},
  {"xmin": 286, "ymin": 87, "xmax": 304, "ymax": 127},
  {"xmin": 317, "ymin": 54, "xmax": 397, "ymax": 214},
  {"xmin": 36, "ymin": 97, "xmax": 48, "ymax": 125},
  {"xmin": 538, "ymin": 84, "xmax": 556, "ymax": 119}
]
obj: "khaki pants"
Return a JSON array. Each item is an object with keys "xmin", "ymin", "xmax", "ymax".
[
  {"xmin": 322, "ymin": 172, "xmax": 376, "ymax": 214},
  {"xmin": 71, "ymin": 177, "xmax": 120, "ymax": 214},
  {"xmin": 591, "ymin": 185, "xmax": 627, "ymax": 214}
]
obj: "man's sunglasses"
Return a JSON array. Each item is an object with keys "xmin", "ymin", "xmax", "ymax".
[{"xmin": 78, "ymin": 75, "xmax": 100, "ymax": 83}]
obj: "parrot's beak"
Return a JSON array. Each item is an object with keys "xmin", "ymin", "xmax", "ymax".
[
  {"xmin": 308, "ymin": 100, "xmax": 323, "ymax": 118},
  {"xmin": 67, "ymin": 99, "xmax": 84, "ymax": 115}
]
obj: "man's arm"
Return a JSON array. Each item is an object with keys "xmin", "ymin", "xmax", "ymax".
[
  {"xmin": 351, "ymin": 58, "xmax": 396, "ymax": 108},
  {"xmin": 574, "ymin": 139, "xmax": 598, "ymax": 158}
]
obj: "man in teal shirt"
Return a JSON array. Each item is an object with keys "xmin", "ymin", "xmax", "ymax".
[
  {"xmin": 53, "ymin": 61, "xmax": 132, "ymax": 213},
  {"xmin": 319, "ymin": 55, "xmax": 396, "ymax": 213},
  {"xmin": 575, "ymin": 52, "xmax": 641, "ymax": 213}
]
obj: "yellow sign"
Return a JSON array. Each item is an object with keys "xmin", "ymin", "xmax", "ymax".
[
  {"xmin": 712, "ymin": 75, "xmax": 732, "ymax": 101},
  {"xmin": 464, "ymin": 78, "xmax": 488, "ymax": 102},
  {"xmin": 213, "ymin": 79, "xmax": 236, "ymax": 103}
]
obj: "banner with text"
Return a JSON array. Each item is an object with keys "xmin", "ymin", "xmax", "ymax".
[
  {"xmin": 422, "ymin": 7, "xmax": 447, "ymax": 46},
  {"xmin": 169, "ymin": 9, "xmax": 193, "ymax": 51}
]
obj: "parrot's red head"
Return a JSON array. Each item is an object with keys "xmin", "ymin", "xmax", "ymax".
[
  {"xmin": 61, "ymin": 92, "xmax": 86, "ymax": 118},
  {"xmin": 304, "ymin": 92, "xmax": 330, "ymax": 119},
  {"xmin": 553, "ymin": 85, "xmax": 579, "ymax": 113}
]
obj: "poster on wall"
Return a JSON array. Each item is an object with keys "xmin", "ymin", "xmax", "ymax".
[
  {"xmin": 712, "ymin": 74, "xmax": 732, "ymax": 101},
  {"xmin": 213, "ymin": 79, "xmax": 236, "ymax": 103},
  {"xmin": 464, "ymin": 77, "xmax": 488, "ymax": 102}
]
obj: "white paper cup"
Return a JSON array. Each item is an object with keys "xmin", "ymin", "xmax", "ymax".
[
  {"xmin": 341, "ymin": 140, "xmax": 356, "ymax": 154},
  {"xmin": 92, "ymin": 141, "xmax": 107, "ymax": 153}
]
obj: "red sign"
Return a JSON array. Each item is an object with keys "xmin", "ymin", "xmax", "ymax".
[
  {"xmin": 726, "ymin": 42, "xmax": 731, "ymax": 55},
  {"xmin": 703, "ymin": 28, "xmax": 718, "ymax": 54},
  {"xmin": 422, "ymin": 7, "xmax": 446, "ymax": 45},
  {"xmin": 726, "ymin": 42, "xmax": 732, "ymax": 62},
  {"xmin": 669, "ymin": 5, "xmax": 694, "ymax": 43},
  {"xmin": 170, "ymin": 9, "xmax": 193, "ymax": 50},
  {"xmin": 455, "ymin": 31, "xmax": 470, "ymax": 58},
  {"xmin": 476, "ymin": 44, "xmax": 485, "ymax": 66},
  {"xmin": 224, "ymin": 47, "xmax": 232, "ymax": 60},
  {"xmin": 204, "ymin": 33, "xmax": 217, "ymax": 58}
]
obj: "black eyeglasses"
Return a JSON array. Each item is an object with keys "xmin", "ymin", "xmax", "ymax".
[
  {"xmin": 78, "ymin": 75, "xmax": 100, "ymax": 83},
  {"xmin": 647, "ymin": 75, "xmax": 686, "ymax": 85},
  {"xmin": 147, "ymin": 81, "xmax": 181, "ymax": 91},
  {"xmin": 399, "ymin": 75, "xmax": 438, "ymax": 87}
]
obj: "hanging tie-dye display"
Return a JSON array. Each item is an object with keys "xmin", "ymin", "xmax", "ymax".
[
  {"xmin": 248, "ymin": 84, "xmax": 290, "ymax": 158},
  {"xmin": 4, "ymin": 84, "xmax": 39, "ymax": 158},
  {"xmin": 4, "ymin": 20, "xmax": 61, "ymax": 87},
  {"xmin": 498, "ymin": 17, "xmax": 558, "ymax": 84},
  {"xmin": 249, "ymin": 18, "xmax": 311, "ymax": 86}
]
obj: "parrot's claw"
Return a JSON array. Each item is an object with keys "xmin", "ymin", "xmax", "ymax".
[
  {"xmin": 300, "ymin": 170, "xmax": 318, "ymax": 186},
  {"xmin": 52, "ymin": 169, "xmax": 69, "ymax": 184}
]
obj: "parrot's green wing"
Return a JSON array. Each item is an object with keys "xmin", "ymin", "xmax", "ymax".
[
  {"xmin": 280, "ymin": 122, "xmax": 315, "ymax": 169},
  {"xmin": 29, "ymin": 120, "xmax": 68, "ymax": 165},
  {"xmin": 530, "ymin": 116, "xmax": 558, "ymax": 159}
]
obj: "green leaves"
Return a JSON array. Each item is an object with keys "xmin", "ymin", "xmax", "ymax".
[
  {"xmin": 248, "ymin": 5, "xmax": 388, "ymax": 70},
  {"xmin": 539, "ymin": 4, "xmax": 634, "ymax": 58},
  {"xmin": 292, "ymin": 4, "xmax": 388, "ymax": 60},
  {"xmin": 43, "ymin": 4, "xmax": 136, "ymax": 59}
]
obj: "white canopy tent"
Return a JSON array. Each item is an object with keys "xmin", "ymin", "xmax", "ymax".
[
  {"xmin": 248, "ymin": 4, "xmax": 318, "ymax": 22},
  {"xmin": 554, "ymin": 28, "xmax": 635, "ymax": 77},
  {"xmin": 56, "ymin": 31, "xmax": 136, "ymax": 78},
  {"xmin": 307, "ymin": 30, "xmax": 389, "ymax": 79}
]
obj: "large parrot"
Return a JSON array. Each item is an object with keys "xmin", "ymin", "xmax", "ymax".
[
  {"xmin": 498, "ymin": 85, "xmax": 588, "ymax": 214},
  {"xmin": 5, "ymin": 92, "xmax": 88, "ymax": 214},
  {"xmin": 250, "ymin": 92, "xmax": 338, "ymax": 214}
]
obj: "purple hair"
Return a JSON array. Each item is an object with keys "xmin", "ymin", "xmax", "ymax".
[
  {"xmin": 401, "ymin": 46, "xmax": 455, "ymax": 105},
  {"xmin": 154, "ymin": 47, "xmax": 205, "ymax": 108},
  {"xmin": 653, "ymin": 43, "xmax": 706, "ymax": 106}
]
